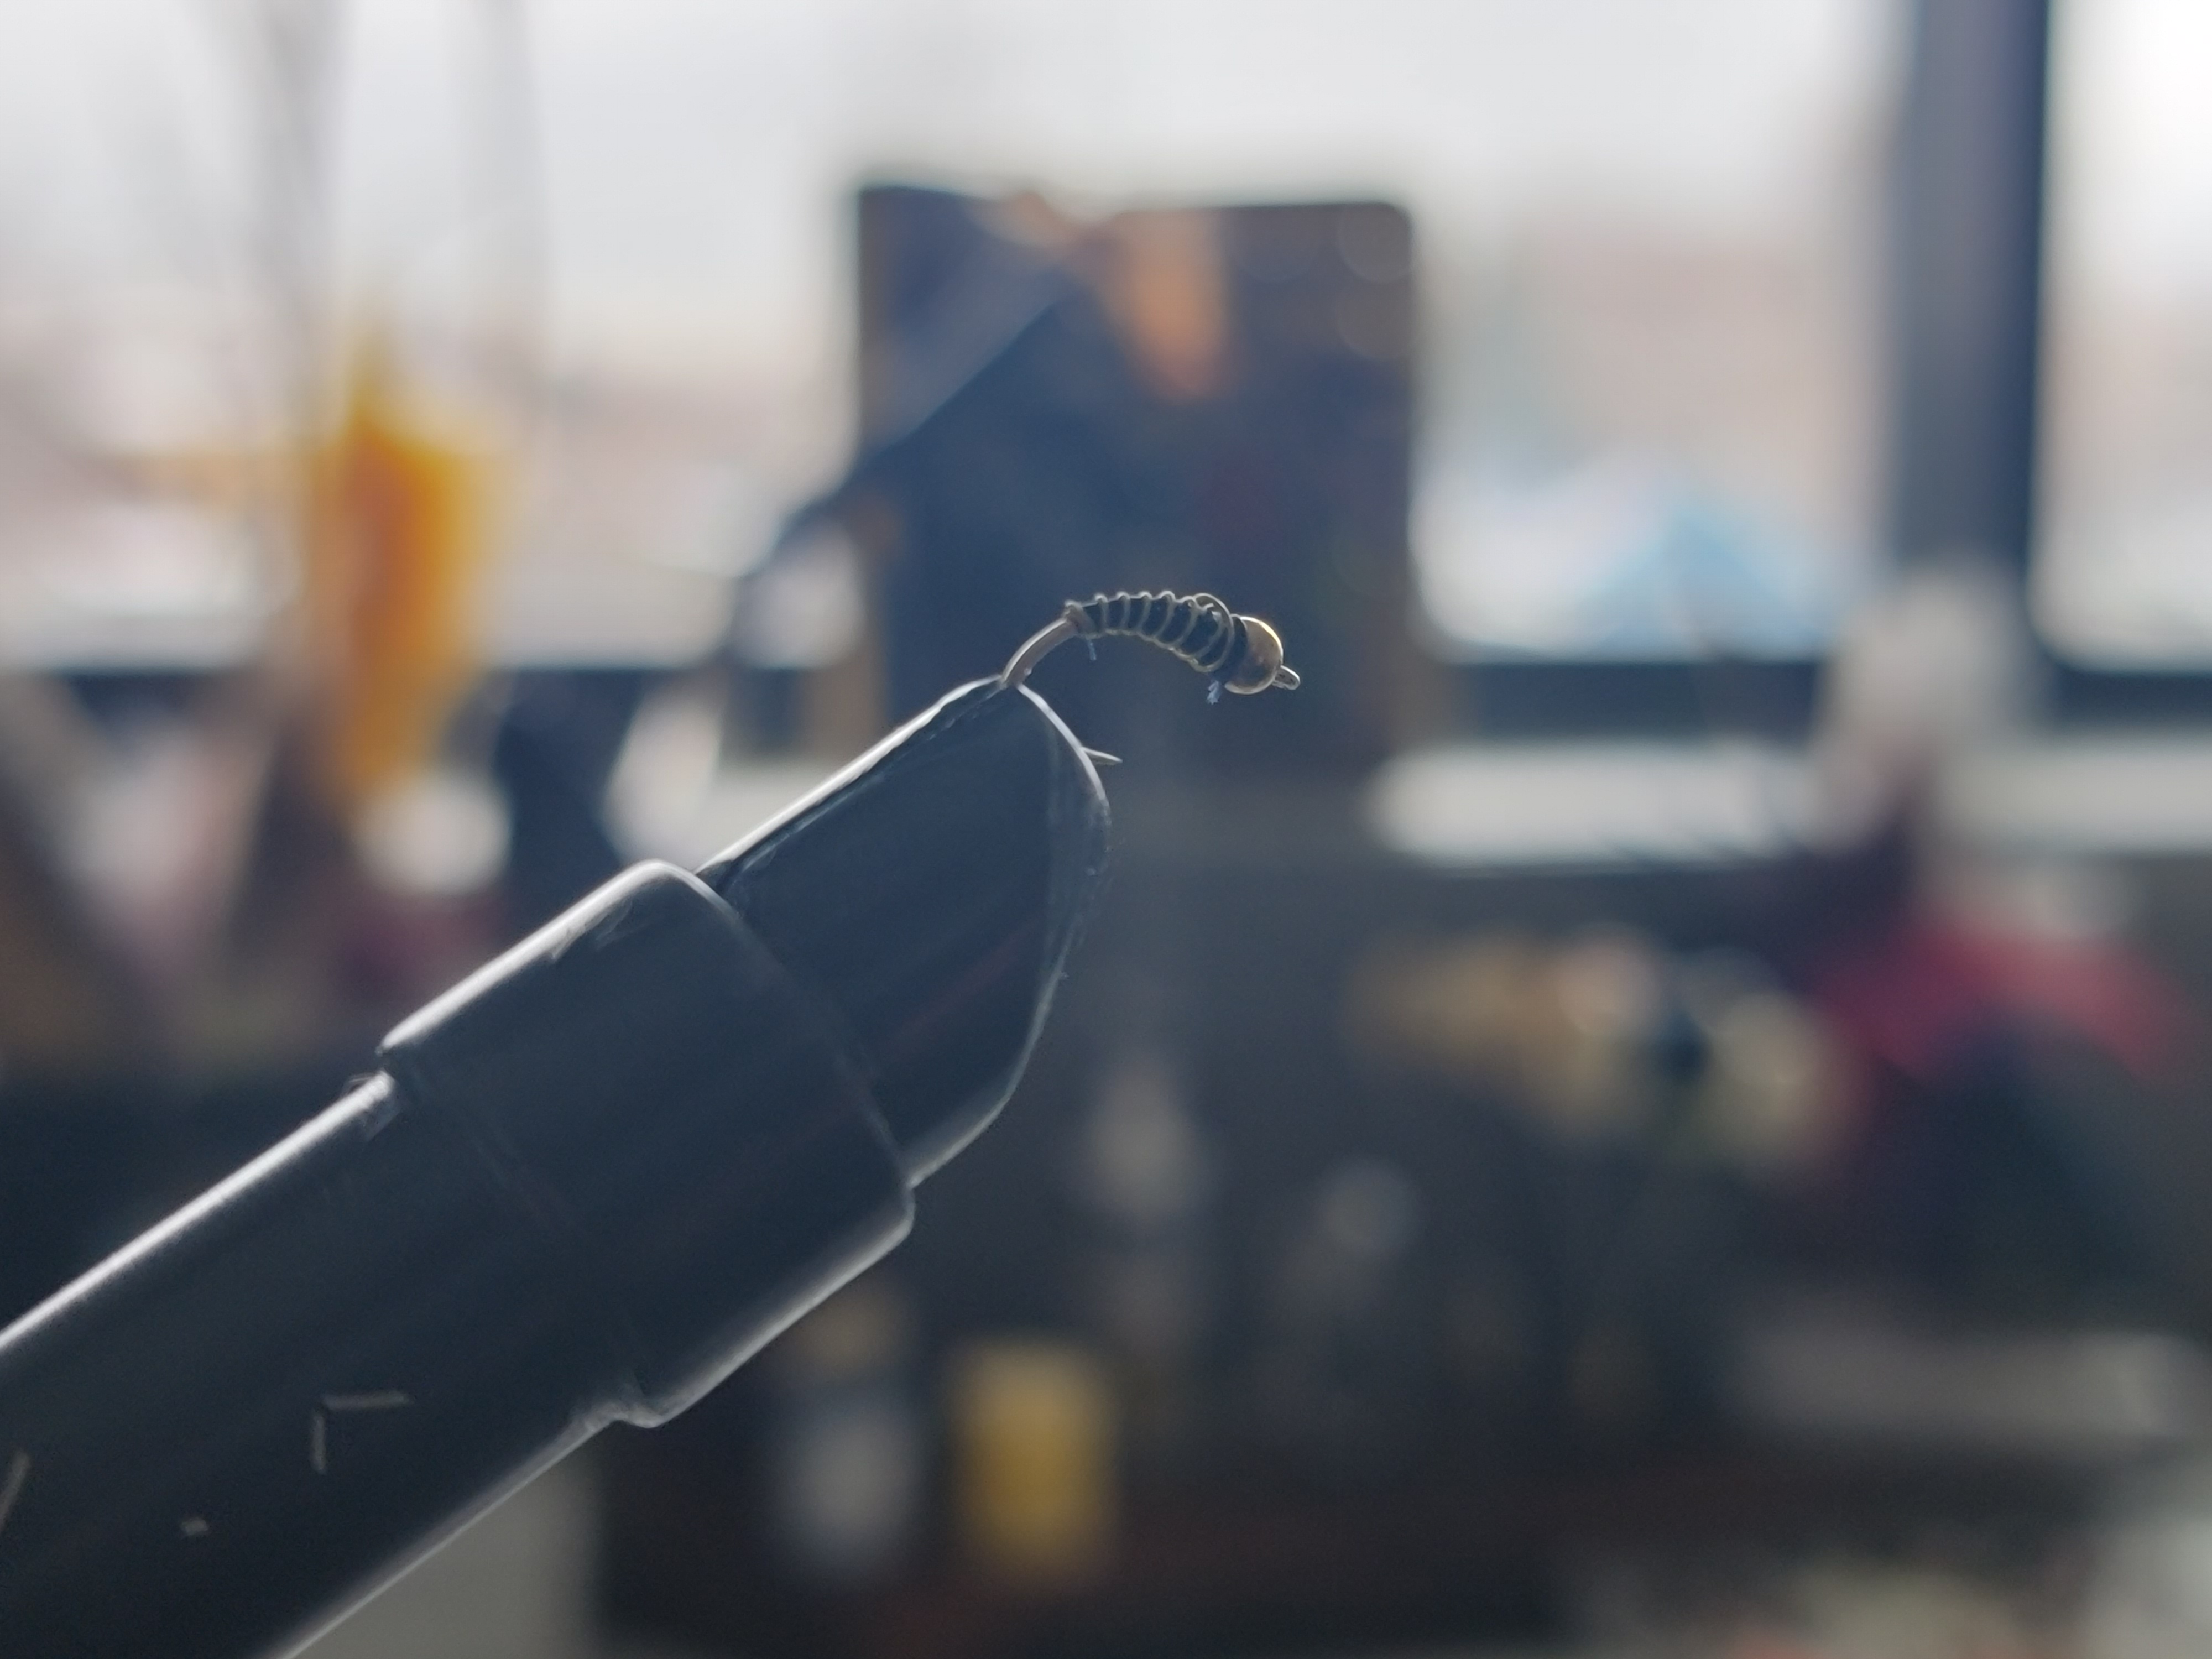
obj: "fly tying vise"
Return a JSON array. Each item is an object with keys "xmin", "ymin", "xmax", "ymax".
[{"xmin": 1000, "ymin": 590, "xmax": 1301, "ymax": 703}]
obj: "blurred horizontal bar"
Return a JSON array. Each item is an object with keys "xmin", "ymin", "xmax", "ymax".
[
  {"xmin": 1940, "ymin": 735, "xmax": 2212, "ymax": 855},
  {"xmin": 1372, "ymin": 731, "xmax": 2212, "ymax": 869},
  {"xmin": 1738, "ymin": 1298, "xmax": 2211, "ymax": 1461},
  {"xmin": 1366, "ymin": 742, "xmax": 1813, "ymax": 869}
]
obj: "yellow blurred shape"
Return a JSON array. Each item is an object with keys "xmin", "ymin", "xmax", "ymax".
[
  {"xmin": 305, "ymin": 340, "xmax": 498, "ymax": 815},
  {"xmin": 947, "ymin": 1339, "xmax": 1117, "ymax": 1589}
]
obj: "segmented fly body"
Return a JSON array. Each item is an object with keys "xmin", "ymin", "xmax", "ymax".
[{"xmin": 1000, "ymin": 590, "xmax": 1300, "ymax": 702}]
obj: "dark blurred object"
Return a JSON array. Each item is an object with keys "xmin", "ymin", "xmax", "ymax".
[
  {"xmin": 0, "ymin": 677, "xmax": 153, "ymax": 1079},
  {"xmin": 1813, "ymin": 909, "xmax": 2195, "ymax": 1318},
  {"xmin": 1890, "ymin": 0, "xmax": 2049, "ymax": 580},
  {"xmin": 1887, "ymin": 0, "xmax": 2212, "ymax": 721},
  {"xmin": 836, "ymin": 185, "xmax": 1416, "ymax": 773},
  {"xmin": 489, "ymin": 669, "xmax": 648, "ymax": 931},
  {"xmin": 1459, "ymin": 658, "xmax": 1825, "ymax": 741}
]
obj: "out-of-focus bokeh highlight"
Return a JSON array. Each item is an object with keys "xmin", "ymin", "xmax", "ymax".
[
  {"xmin": 2038, "ymin": 0, "xmax": 2212, "ymax": 665},
  {"xmin": 12, "ymin": 2, "xmax": 2212, "ymax": 1656}
]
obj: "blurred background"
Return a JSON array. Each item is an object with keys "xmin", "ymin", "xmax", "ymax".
[{"xmin": 9, "ymin": 1, "xmax": 2212, "ymax": 1655}]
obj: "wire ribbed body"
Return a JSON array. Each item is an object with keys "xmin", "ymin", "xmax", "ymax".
[
  {"xmin": 1064, "ymin": 590, "xmax": 1247, "ymax": 682},
  {"xmin": 999, "ymin": 588, "xmax": 1296, "ymax": 697}
]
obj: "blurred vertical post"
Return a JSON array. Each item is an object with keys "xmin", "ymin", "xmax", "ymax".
[{"xmin": 1888, "ymin": 0, "xmax": 2052, "ymax": 574}]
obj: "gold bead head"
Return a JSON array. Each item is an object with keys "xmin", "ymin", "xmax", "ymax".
[{"xmin": 1224, "ymin": 615, "xmax": 1301, "ymax": 693}]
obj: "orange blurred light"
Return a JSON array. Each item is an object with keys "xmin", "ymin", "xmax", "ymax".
[{"xmin": 303, "ymin": 338, "xmax": 499, "ymax": 815}]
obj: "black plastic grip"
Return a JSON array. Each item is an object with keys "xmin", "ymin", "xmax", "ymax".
[{"xmin": 0, "ymin": 867, "xmax": 911, "ymax": 1659}]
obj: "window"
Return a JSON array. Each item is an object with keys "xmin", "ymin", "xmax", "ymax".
[{"xmin": 2038, "ymin": 0, "xmax": 2212, "ymax": 669}]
